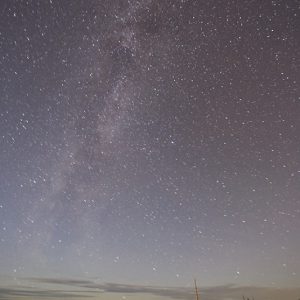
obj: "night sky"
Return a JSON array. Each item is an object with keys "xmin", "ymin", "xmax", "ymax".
[{"xmin": 0, "ymin": 1, "xmax": 299, "ymax": 299}]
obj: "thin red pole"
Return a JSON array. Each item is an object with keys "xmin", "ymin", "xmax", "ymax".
[{"xmin": 194, "ymin": 279, "xmax": 199, "ymax": 300}]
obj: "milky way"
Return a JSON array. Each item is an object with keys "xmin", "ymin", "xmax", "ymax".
[{"xmin": 0, "ymin": 1, "xmax": 299, "ymax": 299}]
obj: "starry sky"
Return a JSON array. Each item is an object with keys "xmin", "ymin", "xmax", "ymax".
[{"xmin": 0, "ymin": 1, "xmax": 299, "ymax": 299}]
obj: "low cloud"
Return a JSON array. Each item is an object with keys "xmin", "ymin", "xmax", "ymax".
[
  {"xmin": 0, "ymin": 287, "xmax": 93, "ymax": 300},
  {"xmin": 0, "ymin": 277, "xmax": 299, "ymax": 300}
]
